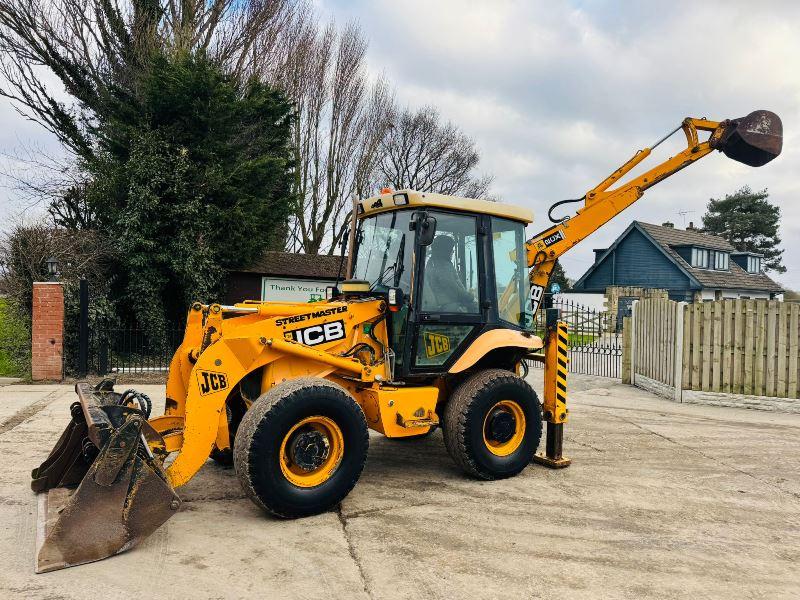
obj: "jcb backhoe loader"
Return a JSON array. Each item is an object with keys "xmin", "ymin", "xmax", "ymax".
[{"xmin": 31, "ymin": 110, "xmax": 782, "ymax": 572}]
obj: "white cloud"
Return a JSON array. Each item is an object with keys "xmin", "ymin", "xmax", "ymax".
[
  {"xmin": 0, "ymin": 65, "xmax": 69, "ymax": 223},
  {"xmin": 2, "ymin": 1, "xmax": 798, "ymax": 288},
  {"xmin": 322, "ymin": 0, "xmax": 800, "ymax": 288}
]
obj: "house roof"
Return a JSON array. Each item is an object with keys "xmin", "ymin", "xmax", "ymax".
[
  {"xmin": 234, "ymin": 251, "xmax": 346, "ymax": 279},
  {"xmin": 637, "ymin": 222, "xmax": 783, "ymax": 292},
  {"xmin": 638, "ymin": 222, "xmax": 735, "ymax": 252},
  {"xmin": 574, "ymin": 221, "xmax": 783, "ymax": 293}
]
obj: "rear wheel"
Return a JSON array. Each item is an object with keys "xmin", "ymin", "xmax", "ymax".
[
  {"xmin": 233, "ymin": 378, "xmax": 369, "ymax": 518},
  {"xmin": 443, "ymin": 369, "xmax": 542, "ymax": 480}
]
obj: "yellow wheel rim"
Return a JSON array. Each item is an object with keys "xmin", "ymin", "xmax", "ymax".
[
  {"xmin": 482, "ymin": 400, "xmax": 526, "ymax": 457},
  {"xmin": 279, "ymin": 416, "xmax": 344, "ymax": 488}
]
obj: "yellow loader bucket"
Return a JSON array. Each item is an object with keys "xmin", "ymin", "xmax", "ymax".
[{"xmin": 31, "ymin": 381, "xmax": 181, "ymax": 573}]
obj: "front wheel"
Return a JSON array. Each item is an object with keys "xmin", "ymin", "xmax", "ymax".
[
  {"xmin": 443, "ymin": 369, "xmax": 542, "ymax": 480},
  {"xmin": 233, "ymin": 378, "xmax": 369, "ymax": 518}
]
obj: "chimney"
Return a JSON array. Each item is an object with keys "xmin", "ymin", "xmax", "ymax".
[
  {"xmin": 687, "ymin": 221, "xmax": 696, "ymax": 231},
  {"xmin": 662, "ymin": 221, "xmax": 674, "ymax": 228}
]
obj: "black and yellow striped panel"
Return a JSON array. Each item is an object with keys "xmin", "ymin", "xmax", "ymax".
[{"xmin": 555, "ymin": 322, "xmax": 568, "ymax": 421}]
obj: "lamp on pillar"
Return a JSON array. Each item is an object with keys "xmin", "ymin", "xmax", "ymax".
[{"xmin": 45, "ymin": 256, "xmax": 59, "ymax": 281}]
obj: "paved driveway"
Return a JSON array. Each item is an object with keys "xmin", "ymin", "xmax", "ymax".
[{"xmin": 1, "ymin": 374, "xmax": 799, "ymax": 599}]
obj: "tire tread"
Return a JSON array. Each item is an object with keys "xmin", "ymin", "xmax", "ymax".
[
  {"xmin": 443, "ymin": 368, "xmax": 541, "ymax": 480},
  {"xmin": 233, "ymin": 377, "xmax": 368, "ymax": 518}
]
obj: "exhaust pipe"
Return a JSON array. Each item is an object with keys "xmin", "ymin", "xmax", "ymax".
[{"xmin": 716, "ymin": 110, "xmax": 783, "ymax": 167}]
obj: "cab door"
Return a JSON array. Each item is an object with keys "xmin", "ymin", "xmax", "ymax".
[{"xmin": 406, "ymin": 211, "xmax": 489, "ymax": 373}]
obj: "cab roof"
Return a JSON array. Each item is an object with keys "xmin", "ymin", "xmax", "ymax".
[{"xmin": 357, "ymin": 189, "xmax": 533, "ymax": 225}]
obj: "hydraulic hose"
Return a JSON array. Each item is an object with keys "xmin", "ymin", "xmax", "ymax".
[{"xmin": 547, "ymin": 196, "xmax": 585, "ymax": 223}]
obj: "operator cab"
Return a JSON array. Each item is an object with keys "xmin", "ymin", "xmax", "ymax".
[{"xmin": 350, "ymin": 189, "xmax": 534, "ymax": 378}]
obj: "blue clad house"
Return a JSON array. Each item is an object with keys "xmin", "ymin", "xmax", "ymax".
[{"xmin": 572, "ymin": 221, "xmax": 783, "ymax": 303}]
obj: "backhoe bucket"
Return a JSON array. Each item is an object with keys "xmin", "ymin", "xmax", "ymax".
[
  {"xmin": 718, "ymin": 110, "xmax": 782, "ymax": 167},
  {"xmin": 32, "ymin": 381, "xmax": 181, "ymax": 573}
]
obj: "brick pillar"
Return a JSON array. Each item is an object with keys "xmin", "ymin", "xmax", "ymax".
[{"xmin": 32, "ymin": 282, "xmax": 64, "ymax": 381}]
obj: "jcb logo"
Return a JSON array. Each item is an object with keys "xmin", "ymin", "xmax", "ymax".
[
  {"xmin": 424, "ymin": 332, "xmax": 451, "ymax": 358},
  {"xmin": 197, "ymin": 370, "xmax": 229, "ymax": 396},
  {"xmin": 285, "ymin": 320, "xmax": 346, "ymax": 347}
]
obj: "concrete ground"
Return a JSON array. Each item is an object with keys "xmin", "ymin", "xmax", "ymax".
[{"xmin": 1, "ymin": 374, "xmax": 799, "ymax": 600}]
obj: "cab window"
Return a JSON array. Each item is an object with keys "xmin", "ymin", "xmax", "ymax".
[
  {"xmin": 491, "ymin": 217, "xmax": 532, "ymax": 328},
  {"xmin": 420, "ymin": 213, "xmax": 479, "ymax": 314},
  {"xmin": 352, "ymin": 211, "xmax": 413, "ymax": 293},
  {"xmin": 352, "ymin": 211, "xmax": 415, "ymax": 371}
]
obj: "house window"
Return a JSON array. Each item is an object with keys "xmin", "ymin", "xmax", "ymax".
[
  {"xmin": 713, "ymin": 251, "xmax": 729, "ymax": 271},
  {"xmin": 691, "ymin": 247, "xmax": 709, "ymax": 269},
  {"xmin": 747, "ymin": 256, "xmax": 761, "ymax": 273}
]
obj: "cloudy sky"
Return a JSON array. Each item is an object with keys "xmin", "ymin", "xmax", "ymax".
[
  {"xmin": 1, "ymin": 1, "xmax": 798, "ymax": 288},
  {"xmin": 316, "ymin": 0, "xmax": 799, "ymax": 288}
]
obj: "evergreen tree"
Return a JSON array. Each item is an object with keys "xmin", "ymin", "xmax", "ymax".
[
  {"xmin": 85, "ymin": 52, "xmax": 295, "ymax": 332},
  {"xmin": 0, "ymin": 0, "xmax": 297, "ymax": 337},
  {"xmin": 549, "ymin": 260, "xmax": 571, "ymax": 292},
  {"xmin": 702, "ymin": 186, "xmax": 785, "ymax": 273}
]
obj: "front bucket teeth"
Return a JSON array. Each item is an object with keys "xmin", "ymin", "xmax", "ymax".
[{"xmin": 32, "ymin": 381, "xmax": 181, "ymax": 573}]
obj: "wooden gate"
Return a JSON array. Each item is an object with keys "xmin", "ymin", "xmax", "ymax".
[{"xmin": 629, "ymin": 298, "xmax": 684, "ymax": 399}]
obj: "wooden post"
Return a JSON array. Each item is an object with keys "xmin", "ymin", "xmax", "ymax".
[
  {"xmin": 789, "ymin": 304, "xmax": 799, "ymax": 399},
  {"xmin": 673, "ymin": 302, "xmax": 686, "ymax": 401},
  {"xmin": 621, "ymin": 316, "xmax": 632, "ymax": 384},
  {"xmin": 630, "ymin": 300, "xmax": 638, "ymax": 385}
]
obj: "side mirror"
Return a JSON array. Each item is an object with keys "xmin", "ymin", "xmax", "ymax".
[{"xmin": 411, "ymin": 212, "xmax": 437, "ymax": 246}]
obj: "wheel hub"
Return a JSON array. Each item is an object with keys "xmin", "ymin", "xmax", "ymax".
[
  {"xmin": 288, "ymin": 429, "xmax": 331, "ymax": 472},
  {"xmin": 485, "ymin": 408, "xmax": 516, "ymax": 444}
]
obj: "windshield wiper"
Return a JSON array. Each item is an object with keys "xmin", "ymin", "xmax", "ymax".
[
  {"xmin": 393, "ymin": 236, "xmax": 406, "ymax": 287},
  {"xmin": 370, "ymin": 234, "xmax": 407, "ymax": 291},
  {"xmin": 370, "ymin": 263, "xmax": 395, "ymax": 290}
]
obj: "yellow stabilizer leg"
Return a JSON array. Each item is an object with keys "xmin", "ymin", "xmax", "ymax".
[{"xmin": 534, "ymin": 310, "xmax": 571, "ymax": 468}]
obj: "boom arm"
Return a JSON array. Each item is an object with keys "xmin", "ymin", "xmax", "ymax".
[{"xmin": 526, "ymin": 110, "xmax": 782, "ymax": 315}]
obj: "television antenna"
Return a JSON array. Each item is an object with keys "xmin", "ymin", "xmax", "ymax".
[{"xmin": 677, "ymin": 210, "xmax": 695, "ymax": 227}]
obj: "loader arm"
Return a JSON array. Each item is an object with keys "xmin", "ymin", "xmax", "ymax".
[{"xmin": 526, "ymin": 111, "xmax": 782, "ymax": 315}]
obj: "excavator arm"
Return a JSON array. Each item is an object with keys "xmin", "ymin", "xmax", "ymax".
[
  {"xmin": 526, "ymin": 110, "xmax": 783, "ymax": 315},
  {"xmin": 530, "ymin": 110, "xmax": 782, "ymax": 469}
]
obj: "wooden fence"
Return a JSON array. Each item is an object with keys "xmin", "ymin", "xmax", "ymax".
[
  {"xmin": 627, "ymin": 298, "xmax": 800, "ymax": 404},
  {"xmin": 682, "ymin": 299, "xmax": 799, "ymax": 397}
]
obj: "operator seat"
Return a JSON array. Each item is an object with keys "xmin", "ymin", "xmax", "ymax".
[{"xmin": 423, "ymin": 236, "xmax": 475, "ymax": 313}]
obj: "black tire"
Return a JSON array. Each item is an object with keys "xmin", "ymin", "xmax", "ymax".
[
  {"xmin": 233, "ymin": 377, "xmax": 369, "ymax": 519},
  {"xmin": 443, "ymin": 369, "xmax": 542, "ymax": 480}
]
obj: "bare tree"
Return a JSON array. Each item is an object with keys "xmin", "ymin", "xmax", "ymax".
[
  {"xmin": 0, "ymin": 219, "xmax": 115, "ymax": 313},
  {"xmin": 0, "ymin": 0, "xmax": 297, "ymax": 162},
  {"xmin": 378, "ymin": 105, "xmax": 492, "ymax": 198},
  {"xmin": 0, "ymin": 0, "xmax": 495, "ymax": 258},
  {"xmin": 264, "ymin": 16, "xmax": 393, "ymax": 254}
]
